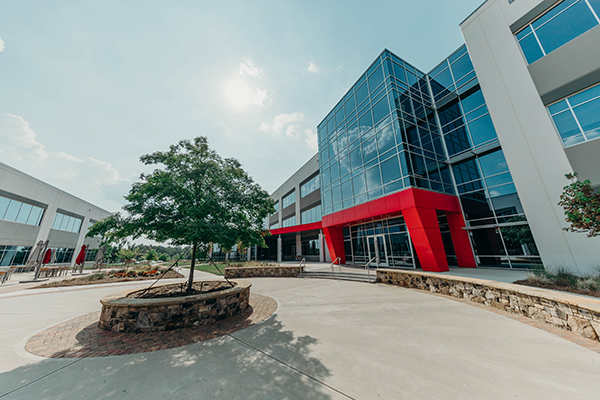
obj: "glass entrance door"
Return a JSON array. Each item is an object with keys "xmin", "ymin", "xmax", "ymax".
[{"xmin": 367, "ymin": 235, "xmax": 389, "ymax": 267}]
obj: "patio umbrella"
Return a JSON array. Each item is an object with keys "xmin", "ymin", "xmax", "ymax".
[
  {"xmin": 75, "ymin": 245, "xmax": 87, "ymax": 265},
  {"xmin": 42, "ymin": 248, "xmax": 52, "ymax": 265},
  {"xmin": 26, "ymin": 241, "xmax": 44, "ymax": 266},
  {"xmin": 94, "ymin": 246, "xmax": 105, "ymax": 266}
]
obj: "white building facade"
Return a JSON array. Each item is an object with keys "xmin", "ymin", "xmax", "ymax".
[{"xmin": 0, "ymin": 162, "xmax": 111, "ymax": 268}]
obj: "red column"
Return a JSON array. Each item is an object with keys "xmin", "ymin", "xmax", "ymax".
[
  {"xmin": 403, "ymin": 206, "xmax": 449, "ymax": 272},
  {"xmin": 322, "ymin": 226, "xmax": 345, "ymax": 264},
  {"xmin": 446, "ymin": 212, "xmax": 477, "ymax": 268}
]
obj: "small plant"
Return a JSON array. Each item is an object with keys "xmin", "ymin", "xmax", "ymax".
[{"xmin": 559, "ymin": 172, "xmax": 600, "ymax": 237}]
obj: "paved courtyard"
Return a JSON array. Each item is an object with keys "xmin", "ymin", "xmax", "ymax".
[{"xmin": 1, "ymin": 272, "xmax": 600, "ymax": 399}]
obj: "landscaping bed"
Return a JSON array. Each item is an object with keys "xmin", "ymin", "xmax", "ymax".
[
  {"xmin": 129, "ymin": 281, "xmax": 234, "ymax": 299},
  {"xmin": 513, "ymin": 266, "xmax": 600, "ymax": 299},
  {"xmin": 31, "ymin": 268, "xmax": 184, "ymax": 289}
]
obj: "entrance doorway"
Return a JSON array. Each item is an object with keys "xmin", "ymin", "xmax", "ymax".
[{"xmin": 367, "ymin": 235, "xmax": 389, "ymax": 267}]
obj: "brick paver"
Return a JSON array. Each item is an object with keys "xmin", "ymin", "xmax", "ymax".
[{"xmin": 25, "ymin": 293, "xmax": 277, "ymax": 358}]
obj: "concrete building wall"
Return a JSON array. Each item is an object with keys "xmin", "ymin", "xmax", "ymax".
[
  {"xmin": 0, "ymin": 162, "xmax": 111, "ymax": 266},
  {"xmin": 461, "ymin": 0, "xmax": 600, "ymax": 273}
]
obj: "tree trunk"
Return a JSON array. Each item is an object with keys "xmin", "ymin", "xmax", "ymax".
[{"xmin": 187, "ymin": 242, "xmax": 196, "ymax": 292}]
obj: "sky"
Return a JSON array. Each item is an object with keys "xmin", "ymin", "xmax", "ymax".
[{"xmin": 0, "ymin": 0, "xmax": 484, "ymax": 213}]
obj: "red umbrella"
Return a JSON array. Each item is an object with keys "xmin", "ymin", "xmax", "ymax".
[
  {"xmin": 75, "ymin": 245, "xmax": 87, "ymax": 265},
  {"xmin": 42, "ymin": 248, "xmax": 52, "ymax": 265}
]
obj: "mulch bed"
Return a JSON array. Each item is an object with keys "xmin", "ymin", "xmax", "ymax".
[
  {"xmin": 129, "ymin": 281, "xmax": 235, "ymax": 299},
  {"xmin": 31, "ymin": 270, "xmax": 185, "ymax": 289},
  {"xmin": 513, "ymin": 280, "xmax": 600, "ymax": 298}
]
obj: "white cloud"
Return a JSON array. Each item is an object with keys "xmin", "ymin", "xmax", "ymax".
[
  {"xmin": 0, "ymin": 114, "xmax": 129, "ymax": 211},
  {"xmin": 238, "ymin": 58, "xmax": 261, "ymax": 76},
  {"xmin": 260, "ymin": 113, "xmax": 305, "ymax": 139},
  {"xmin": 251, "ymin": 88, "xmax": 272, "ymax": 106},
  {"xmin": 0, "ymin": 37, "xmax": 4, "ymax": 52},
  {"xmin": 307, "ymin": 62, "xmax": 319, "ymax": 74},
  {"xmin": 304, "ymin": 129, "xmax": 318, "ymax": 150}
]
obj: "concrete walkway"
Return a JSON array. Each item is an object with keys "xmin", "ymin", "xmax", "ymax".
[
  {"xmin": 1, "ymin": 272, "xmax": 599, "ymax": 399},
  {"xmin": 287, "ymin": 261, "xmax": 530, "ymax": 283}
]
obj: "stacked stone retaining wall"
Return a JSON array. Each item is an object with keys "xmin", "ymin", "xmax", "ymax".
[
  {"xmin": 99, "ymin": 280, "xmax": 251, "ymax": 333},
  {"xmin": 377, "ymin": 269, "xmax": 600, "ymax": 342},
  {"xmin": 224, "ymin": 266, "xmax": 302, "ymax": 279}
]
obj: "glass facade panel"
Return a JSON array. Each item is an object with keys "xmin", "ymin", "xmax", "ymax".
[
  {"xmin": 0, "ymin": 245, "xmax": 33, "ymax": 266},
  {"xmin": 516, "ymin": 0, "xmax": 600, "ymax": 64},
  {"xmin": 301, "ymin": 175, "xmax": 320, "ymax": 198},
  {"xmin": 0, "ymin": 196, "xmax": 45, "ymax": 226},
  {"xmin": 548, "ymin": 84, "xmax": 600, "ymax": 146},
  {"xmin": 51, "ymin": 212, "xmax": 82, "ymax": 233},
  {"xmin": 301, "ymin": 205, "xmax": 322, "ymax": 224},
  {"xmin": 282, "ymin": 191, "xmax": 295, "ymax": 208},
  {"xmin": 282, "ymin": 215, "xmax": 296, "ymax": 228}
]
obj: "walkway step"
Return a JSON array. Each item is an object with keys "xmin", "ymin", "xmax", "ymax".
[{"xmin": 300, "ymin": 271, "xmax": 377, "ymax": 283}]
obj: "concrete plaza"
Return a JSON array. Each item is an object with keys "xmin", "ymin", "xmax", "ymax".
[{"xmin": 1, "ymin": 270, "xmax": 599, "ymax": 399}]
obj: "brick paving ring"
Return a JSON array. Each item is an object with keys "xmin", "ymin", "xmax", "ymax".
[{"xmin": 25, "ymin": 293, "xmax": 277, "ymax": 358}]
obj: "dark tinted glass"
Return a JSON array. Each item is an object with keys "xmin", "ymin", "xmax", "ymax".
[
  {"xmin": 358, "ymin": 110, "xmax": 374, "ymax": 134},
  {"xmin": 478, "ymin": 150, "xmax": 509, "ymax": 177},
  {"xmin": 380, "ymin": 156, "xmax": 402, "ymax": 184},
  {"xmin": 355, "ymin": 82, "xmax": 369, "ymax": 106},
  {"xmin": 368, "ymin": 65, "xmax": 384, "ymax": 93},
  {"xmin": 450, "ymin": 54, "xmax": 474, "ymax": 82},
  {"xmin": 372, "ymin": 98, "xmax": 390, "ymax": 124},
  {"xmin": 468, "ymin": 114, "xmax": 497, "ymax": 146},
  {"xmin": 376, "ymin": 124, "xmax": 395, "ymax": 154}
]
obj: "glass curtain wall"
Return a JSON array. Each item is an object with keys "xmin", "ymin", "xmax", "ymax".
[
  {"xmin": 318, "ymin": 50, "xmax": 452, "ymax": 217},
  {"xmin": 431, "ymin": 46, "xmax": 542, "ymax": 268}
]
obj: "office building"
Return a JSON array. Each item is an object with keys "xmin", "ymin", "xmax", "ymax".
[
  {"xmin": 263, "ymin": 0, "xmax": 600, "ymax": 274},
  {"xmin": 0, "ymin": 162, "xmax": 111, "ymax": 268}
]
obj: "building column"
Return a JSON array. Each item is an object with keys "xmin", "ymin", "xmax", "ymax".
[
  {"xmin": 318, "ymin": 230, "xmax": 325, "ymax": 263},
  {"xmin": 446, "ymin": 212, "xmax": 477, "ymax": 268},
  {"xmin": 277, "ymin": 235, "xmax": 282, "ymax": 263},
  {"xmin": 322, "ymin": 226, "xmax": 345, "ymax": 264},
  {"xmin": 296, "ymin": 233, "xmax": 302, "ymax": 259},
  {"xmin": 247, "ymin": 246, "xmax": 251, "ymax": 262},
  {"xmin": 402, "ymin": 206, "xmax": 449, "ymax": 272},
  {"xmin": 254, "ymin": 245, "xmax": 257, "ymax": 261}
]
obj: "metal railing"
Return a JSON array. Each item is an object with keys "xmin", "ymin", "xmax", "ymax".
[
  {"xmin": 330, "ymin": 257, "xmax": 341, "ymax": 276},
  {"xmin": 298, "ymin": 258, "xmax": 306, "ymax": 269},
  {"xmin": 364, "ymin": 257, "xmax": 376, "ymax": 282}
]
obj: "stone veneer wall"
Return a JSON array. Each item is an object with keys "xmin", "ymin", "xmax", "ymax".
[
  {"xmin": 377, "ymin": 269, "xmax": 600, "ymax": 342},
  {"xmin": 99, "ymin": 280, "xmax": 251, "ymax": 333},
  {"xmin": 224, "ymin": 266, "xmax": 303, "ymax": 279}
]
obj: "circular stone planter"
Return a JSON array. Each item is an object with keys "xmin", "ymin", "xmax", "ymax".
[{"xmin": 98, "ymin": 280, "xmax": 251, "ymax": 333}]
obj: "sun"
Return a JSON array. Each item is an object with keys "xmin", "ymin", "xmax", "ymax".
[{"xmin": 224, "ymin": 79, "xmax": 252, "ymax": 108}]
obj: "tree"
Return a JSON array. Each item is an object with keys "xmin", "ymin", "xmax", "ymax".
[
  {"xmin": 558, "ymin": 172, "xmax": 600, "ymax": 237},
  {"xmin": 118, "ymin": 247, "xmax": 139, "ymax": 269},
  {"xmin": 88, "ymin": 137, "xmax": 274, "ymax": 291},
  {"xmin": 158, "ymin": 253, "xmax": 169, "ymax": 262},
  {"xmin": 144, "ymin": 248, "xmax": 158, "ymax": 262}
]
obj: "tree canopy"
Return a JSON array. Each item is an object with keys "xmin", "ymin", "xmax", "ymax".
[
  {"xmin": 558, "ymin": 173, "xmax": 600, "ymax": 238},
  {"xmin": 88, "ymin": 136, "xmax": 274, "ymax": 290}
]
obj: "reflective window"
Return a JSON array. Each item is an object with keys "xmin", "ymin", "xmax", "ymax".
[
  {"xmin": 301, "ymin": 175, "xmax": 320, "ymax": 198},
  {"xmin": 301, "ymin": 205, "xmax": 322, "ymax": 224},
  {"xmin": 269, "ymin": 222, "xmax": 279, "ymax": 230},
  {"xmin": 0, "ymin": 245, "xmax": 33, "ymax": 266},
  {"xmin": 516, "ymin": 0, "xmax": 600, "ymax": 64},
  {"xmin": 282, "ymin": 215, "xmax": 296, "ymax": 228},
  {"xmin": 282, "ymin": 191, "xmax": 295, "ymax": 208},
  {"xmin": 548, "ymin": 84, "xmax": 600, "ymax": 147},
  {"xmin": 0, "ymin": 196, "xmax": 45, "ymax": 226},
  {"xmin": 51, "ymin": 212, "xmax": 83, "ymax": 233}
]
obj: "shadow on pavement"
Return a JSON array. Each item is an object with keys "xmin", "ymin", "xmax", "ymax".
[{"xmin": 0, "ymin": 316, "xmax": 337, "ymax": 400}]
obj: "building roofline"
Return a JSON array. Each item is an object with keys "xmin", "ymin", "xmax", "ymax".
[{"xmin": 0, "ymin": 161, "xmax": 111, "ymax": 214}]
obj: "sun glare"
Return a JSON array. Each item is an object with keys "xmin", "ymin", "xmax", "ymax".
[{"xmin": 224, "ymin": 79, "xmax": 252, "ymax": 108}]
